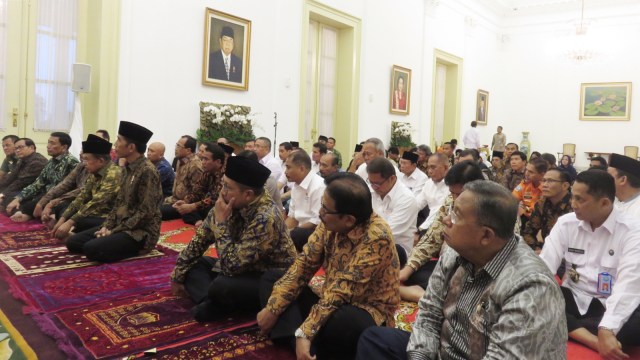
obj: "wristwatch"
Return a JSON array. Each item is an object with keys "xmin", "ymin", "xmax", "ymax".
[
  {"xmin": 294, "ymin": 328, "xmax": 308, "ymax": 339},
  {"xmin": 598, "ymin": 326, "xmax": 615, "ymax": 334}
]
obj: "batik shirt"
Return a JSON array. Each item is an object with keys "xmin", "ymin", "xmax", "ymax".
[
  {"xmin": 0, "ymin": 154, "xmax": 17, "ymax": 174},
  {"xmin": 183, "ymin": 168, "xmax": 223, "ymax": 211},
  {"xmin": 166, "ymin": 154, "xmax": 202, "ymax": 203},
  {"xmin": 265, "ymin": 213, "xmax": 400, "ymax": 340},
  {"xmin": 330, "ymin": 148, "xmax": 343, "ymax": 169},
  {"xmin": 407, "ymin": 237, "xmax": 567, "ymax": 360},
  {"xmin": 522, "ymin": 192, "xmax": 573, "ymax": 250},
  {"xmin": 0, "ymin": 152, "xmax": 48, "ymax": 194},
  {"xmin": 417, "ymin": 161, "xmax": 429, "ymax": 176},
  {"xmin": 17, "ymin": 152, "xmax": 78, "ymax": 202},
  {"xmin": 37, "ymin": 163, "xmax": 90, "ymax": 208},
  {"xmin": 103, "ymin": 156, "xmax": 163, "ymax": 252},
  {"xmin": 171, "ymin": 191, "xmax": 295, "ymax": 282},
  {"xmin": 62, "ymin": 162, "xmax": 121, "ymax": 222},
  {"xmin": 407, "ymin": 195, "xmax": 452, "ymax": 271},
  {"xmin": 500, "ymin": 168, "xmax": 525, "ymax": 191}
]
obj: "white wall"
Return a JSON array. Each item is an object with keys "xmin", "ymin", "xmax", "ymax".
[{"xmin": 118, "ymin": 0, "xmax": 640, "ymax": 167}]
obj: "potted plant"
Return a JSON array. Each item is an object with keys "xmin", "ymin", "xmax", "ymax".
[
  {"xmin": 198, "ymin": 101, "xmax": 256, "ymax": 151},
  {"xmin": 390, "ymin": 121, "xmax": 415, "ymax": 154}
]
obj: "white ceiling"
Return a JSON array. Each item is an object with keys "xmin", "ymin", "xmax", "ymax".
[{"xmin": 484, "ymin": 0, "xmax": 639, "ymax": 15}]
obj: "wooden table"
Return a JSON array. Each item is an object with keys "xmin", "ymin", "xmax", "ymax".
[{"xmin": 585, "ymin": 152, "xmax": 611, "ymax": 160}]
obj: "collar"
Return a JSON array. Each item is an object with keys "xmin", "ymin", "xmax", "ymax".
[
  {"xmin": 621, "ymin": 189, "xmax": 640, "ymax": 204},
  {"xmin": 457, "ymin": 236, "xmax": 518, "ymax": 280},
  {"xmin": 52, "ymin": 152, "xmax": 70, "ymax": 162},
  {"xmin": 126, "ymin": 155, "xmax": 147, "ymax": 171},
  {"xmin": 578, "ymin": 207, "xmax": 618, "ymax": 233},
  {"xmin": 96, "ymin": 161, "xmax": 114, "ymax": 178},
  {"xmin": 260, "ymin": 152, "xmax": 274, "ymax": 165},
  {"xmin": 297, "ymin": 170, "xmax": 316, "ymax": 190},
  {"xmin": 180, "ymin": 153, "xmax": 196, "ymax": 164},
  {"xmin": 345, "ymin": 213, "xmax": 376, "ymax": 244},
  {"xmin": 237, "ymin": 191, "xmax": 268, "ymax": 220}
]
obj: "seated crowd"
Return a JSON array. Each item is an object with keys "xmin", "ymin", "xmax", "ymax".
[{"xmin": 1, "ymin": 126, "xmax": 640, "ymax": 360}]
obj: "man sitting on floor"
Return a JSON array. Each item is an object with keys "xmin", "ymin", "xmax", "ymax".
[
  {"xmin": 6, "ymin": 132, "xmax": 79, "ymax": 222},
  {"xmin": 167, "ymin": 143, "xmax": 226, "ymax": 225},
  {"xmin": 66, "ymin": 121, "xmax": 162, "ymax": 263},
  {"xmin": 522, "ymin": 168, "xmax": 572, "ymax": 253},
  {"xmin": 0, "ymin": 135, "xmax": 19, "ymax": 181},
  {"xmin": 398, "ymin": 151, "xmax": 428, "ymax": 197},
  {"xmin": 540, "ymin": 169, "xmax": 640, "ymax": 359},
  {"xmin": 608, "ymin": 153, "xmax": 640, "ymax": 218},
  {"xmin": 146, "ymin": 142, "xmax": 175, "ymax": 199},
  {"xmin": 357, "ymin": 180, "xmax": 567, "ymax": 360},
  {"xmin": 348, "ymin": 138, "xmax": 397, "ymax": 181},
  {"xmin": 52, "ymin": 135, "xmax": 121, "ymax": 240},
  {"xmin": 171, "ymin": 156, "xmax": 296, "ymax": 322},
  {"xmin": 257, "ymin": 172, "xmax": 400, "ymax": 360},
  {"xmin": 285, "ymin": 150, "xmax": 325, "ymax": 252},
  {"xmin": 0, "ymin": 138, "xmax": 48, "ymax": 210},
  {"xmin": 512, "ymin": 157, "xmax": 548, "ymax": 233},
  {"xmin": 399, "ymin": 161, "xmax": 484, "ymax": 302},
  {"xmin": 501, "ymin": 150, "xmax": 527, "ymax": 191},
  {"xmin": 38, "ymin": 161, "xmax": 90, "ymax": 228},
  {"xmin": 161, "ymin": 135, "xmax": 203, "ymax": 220},
  {"xmin": 415, "ymin": 153, "xmax": 450, "ymax": 230}
]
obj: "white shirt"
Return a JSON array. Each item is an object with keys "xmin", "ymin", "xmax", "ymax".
[
  {"xmin": 371, "ymin": 180, "xmax": 418, "ymax": 254},
  {"xmin": 462, "ymin": 127, "xmax": 481, "ymax": 149},
  {"xmin": 400, "ymin": 168, "xmax": 428, "ymax": 197},
  {"xmin": 614, "ymin": 192, "xmax": 640, "ymax": 219},
  {"xmin": 311, "ymin": 161, "xmax": 320, "ymax": 176},
  {"xmin": 259, "ymin": 153, "xmax": 282, "ymax": 182},
  {"xmin": 356, "ymin": 160, "xmax": 399, "ymax": 183},
  {"xmin": 289, "ymin": 171, "xmax": 326, "ymax": 226},
  {"xmin": 416, "ymin": 178, "xmax": 449, "ymax": 229},
  {"xmin": 540, "ymin": 210, "xmax": 640, "ymax": 333}
]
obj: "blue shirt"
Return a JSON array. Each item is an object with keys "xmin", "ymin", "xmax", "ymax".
[{"xmin": 155, "ymin": 157, "xmax": 175, "ymax": 197}]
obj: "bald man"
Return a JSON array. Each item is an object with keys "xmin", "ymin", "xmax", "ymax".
[{"xmin": 147, "ymin": 142, "xmax": 175, "ymax": 198}]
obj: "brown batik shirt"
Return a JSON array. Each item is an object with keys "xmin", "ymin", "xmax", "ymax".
[
  {"xmin": 0, "ymin": 152, "xmax": 48, "ymax": 194},
  {"xmin": 183, "ymin": 168, "xmax": 224, "ymax": 212},
  {"xmin": 166, "ymin": 154, "xmax": 202, "ymax": 203},
  {"xmin": 522, "ymin": 192, "xmax": 573, "ymax": 250},
  {"xmin": 407, "ymin": 195, "xmax": 452, "ymax": 271},
  {"xmin": 103, "ymin": 156, "xmax": 163, "ymax": 252},
  {"xmin": 265, "ymin": 213, "xmax": 400, "ymax": 340}
]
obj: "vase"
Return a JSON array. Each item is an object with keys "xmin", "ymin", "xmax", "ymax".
[{"xmin": 520, "ymin": 131, "xmax": 531, "ymax": 159}]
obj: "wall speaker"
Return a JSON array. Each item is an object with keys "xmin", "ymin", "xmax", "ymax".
[{"xmin": 72, "ymin": 63, "xmax": 92, "ymax": 93}]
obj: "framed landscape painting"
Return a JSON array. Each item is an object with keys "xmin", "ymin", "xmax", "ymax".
[
  {"xmin": 390, "ymin": 65, "xmax": 411, "ymax": 115},
  {"xmin": 580, "ymin": 82, "xmax": 631, "ymax": 121},
  {"xmin": 202, "ymin": 8, "xmax": 251, "ymax": 90},
  {"xmin": 476, "ymin": 89, "xmax": 489, "ymax": 125}
]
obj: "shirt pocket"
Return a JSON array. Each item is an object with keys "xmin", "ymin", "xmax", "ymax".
[
  {"xmin": 600, "ymin": 253, "xmax": 618, "ymax": 279},
  {"xmin": 564, "ymin": 251, "xmax": 587, "ymax": 273}
]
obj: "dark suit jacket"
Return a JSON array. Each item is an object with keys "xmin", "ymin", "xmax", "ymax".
[
  {"xmin": 0, "ymin": 152, "xmax": 48, "ymax": 194},
  {"xmin": 208, "ymin": 50, "xmax": 242, "ymax": 83}
]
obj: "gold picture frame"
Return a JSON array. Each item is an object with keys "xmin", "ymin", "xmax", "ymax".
[
  {"xmin": 580, "ymin": 82, "xmax": 631, "ymax": 121},
  {"xmin": 476, "ymin": 89, "xmax": 489, "ymax": 125},
  {"xmin": 202, "ymin": 8, "xmax": 251, "ymax": 91},
  {"xmin": 390, "ymin": 65, "xmax": 411, "ymax": 115}
]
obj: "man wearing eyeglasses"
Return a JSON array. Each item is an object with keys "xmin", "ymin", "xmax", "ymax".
[
  {"xmin": 0, "ymin": 138, "xmax": 48, "ymax": 210},
  {"xmin": 258, "ymin": 172, "xmax": 400, "ymax": 360},
  {"xmin": 357, "ymin": 180, "xmax": 567, "ymax": 360},
  {"xmin": 522, "ymin": 168, "xmax": 573, "ymax": 253},
  {"xmin": 161, "ymin": 135, "xmax": 203, "ymax": 220},
  {"xmin": 367, "ymin": 157, "xmax": 418, "ymax": 257}
]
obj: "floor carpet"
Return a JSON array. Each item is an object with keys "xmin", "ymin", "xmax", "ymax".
[{"xmin": 0, "ymin": 308, "xmax": 37, "ymax": 360}]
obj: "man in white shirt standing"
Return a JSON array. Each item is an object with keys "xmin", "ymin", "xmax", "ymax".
[
  {"xmin": 284, "ymin": 150, "xmax": 326, "ymax": 252},
  {"xmin": 399, "ymin": 151, "xmax": 428, "ymax": 197},
  {"xmin": 540, "ymin": 169, "xmax": 640, "ymax": 359},
  {"xmin": 415, "ymin": 154, "xmax": 450, "ymax": 230},
  {"xmin": 255, "ymin": 137, "xmax": 282, "ymax": 182},
  {"xmin": 608, "ymin": 153, "xmax": 640, "ymax": 218},
  {"xmin": 348, "ymin": 138, "xmax": 397, "ymax": 182},
  {"xmin": 462, "ymin": 121, "xmax": 481, "ymax": 150},
  {"xmin": 367, "ymin": 158, "xmax": 418, "ymax": 257}
]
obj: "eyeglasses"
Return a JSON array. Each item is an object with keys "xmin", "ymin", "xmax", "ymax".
[
  {"xmin": 541, "ymin": 178, "xmax": 564, "ymax": 184},
  {"xmin": 14, "ymin": 145, "xmax": 26, "ymax": 150},
  {"xmin": 447, "ymin": 205, "xmax": 459, "ymax": 225},
  {"xmin": 175, "ymin": 143, "xmax": 186, "ymax": 149},
  {"xmin": 366, "ymin": 176, "xmax": 391, "ymax": 189},
  {"xmin": 320, "ymin": 201, "xmax": 341, "ymax": 216}
]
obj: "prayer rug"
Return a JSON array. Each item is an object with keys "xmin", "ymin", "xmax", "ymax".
[
  {"xmin": 0, "ymin": 308, "xmax": 37, "ymax": 360},
  {"xmin": 0, "ymin": 246, "xmax": 165, "ymax": 276},
  {"xmin": 15, "ymin": 255, "xmax": 177, "ymax": 313},
  {"xmin": 0, "ymin": 229, "xmax": 61, "ymax": 252},
  {"xmin": 157, "ymin": 226, "xmax": 217, "ymax": 258},
  {"xmin": 133, "ymin": 325, "xmax": 295, "ymax": 360},
  {"xmin": 0, "ymin": 213, "xmax": 45, "ymax": 233},
  {"xmin": 160, "ymin": 219, "xmax": 192, "ymax": 233},
  {"xmin": 42, "ymin": 290, "xmax": 256, "ymax": 359}
]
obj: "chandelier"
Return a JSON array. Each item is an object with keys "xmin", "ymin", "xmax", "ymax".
[{"xmin": 564, "ymin": 0, "xmax": 599, "ymax": 64}]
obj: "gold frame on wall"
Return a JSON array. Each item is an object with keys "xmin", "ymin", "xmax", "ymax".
[
  {"xmin": 202, "ymin": 8, "xmax": 251, "ymax": 91},
  {"xmin": 389, "ymin": 65, "xmax": 411, "ymax": 115},
  {"xmin": 579, "ymin": 82, "xmax": 631, "ymax": 121},
  {"xmin": 476, "ymin": 89, "xmax": 489, "ymax": 125}
]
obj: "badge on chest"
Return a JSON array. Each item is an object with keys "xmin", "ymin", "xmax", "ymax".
[{"xmin": 598, "ymin": 272, "xmax": 613, "ymax": 295}]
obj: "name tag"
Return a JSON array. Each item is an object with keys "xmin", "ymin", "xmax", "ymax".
[
  {"xmin": 568, "ymin": 248, "xmax": 585, "ymax": 254},
  {"xmin": 598, "ymin": 272, "xmax": 612, "ymax": 295}
]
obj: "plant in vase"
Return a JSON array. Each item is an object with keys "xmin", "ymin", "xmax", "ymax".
[
  {"xmin": 198, "ymin": 101, "xmax": 256, "ymax": 150},
  {"xmin": 390, "ymin": 121, "xmax": 416, "ymax": 153}
]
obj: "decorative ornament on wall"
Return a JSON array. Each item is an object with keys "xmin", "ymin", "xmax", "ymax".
[{"xmin": 579, "ymin": 82, "xmax": 631, "ymax": 121}]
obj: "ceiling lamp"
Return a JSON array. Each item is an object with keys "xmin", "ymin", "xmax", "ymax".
[{"xmin": 565, "ymin": 0, "xmax": 599, "ymax": 64}]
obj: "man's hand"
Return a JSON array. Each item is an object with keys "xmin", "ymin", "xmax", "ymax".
[
  {"xmin": 6, "ymin": 199, "xmax": 19, "ymax": 214},
  {"xmin": 41, "ymin": 203, "xmax": 54, "ymax": 222},
  {"xmin": 170, "ymin": 282, "xmax": 188, "ymax": 298},
  {"xmin": 399, "ymin": 266, "xmax": 415, "ymax": 282},
  {"xmin": 94, "ymin": 227, "xmax": 112, "ymax": 238},
  {"xmin": 598, "ymin": 328, "xmax": 628, "ymax": 360},
  {"xmin": 33, "ymin": 203, "xmax": 44, "ymax": 218},
  {"xmin": 257, "ymin": 308, "xmax": 279, "ymax": 335},
  {"xmin": 174, "ymin": 202, "xmax": 196, "ymax": 215},
  {"xmin": 295, "ymin": 338, "xmax": 316, "ymax": 360},
  {"xmin": 214, "ymin": 196, "xmax": 234, "ymax": 224},
  {"xmin": 53, "ymin": 220, "xmax": 74, "ymax": 239},
  {"xmin": 51, "ymin": 217, "xmax": 66, "ymax": 235}
]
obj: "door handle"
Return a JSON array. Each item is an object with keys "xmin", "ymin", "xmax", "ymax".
[{"xmin": 12, "ymin": 108, "xmax": 18, "ymax": 127}]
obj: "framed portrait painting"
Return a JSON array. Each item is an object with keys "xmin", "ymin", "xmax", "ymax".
[
  {"xmin": 390, "ymin": 65, "xmax": 411, "ymax": 115},
  {"xmin": 580, "ymin": 82, "xmax": 631, "ymax": 121},
  {"xmin": 202, "ymin": 8, "xmax": 251, "ymax": 90},
  {"xmin": 476, "ymin": 89, "xmax": 489, "ymax": 125}
]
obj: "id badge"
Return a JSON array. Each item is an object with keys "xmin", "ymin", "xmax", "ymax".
[{"xmin": 597, "ymin": 272, "xmax": 612, "ymax": 295}]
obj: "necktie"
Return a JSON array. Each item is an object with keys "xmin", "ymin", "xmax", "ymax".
[{"xmin": 224, "ymin": 57, "xmax": 230, "ymax": 80}]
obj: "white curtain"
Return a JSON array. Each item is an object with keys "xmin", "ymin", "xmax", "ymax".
[
  {"xmin": 0, "ymin": 0, "xmax": 7, "ymax": 129},
  {"xmin": 434, "ymin": 64, "xmax": 447, "ymax": 145},
  {"xmin": 304, "ymin": 21, "xmax": 318, "ymax": 144},
  {"xmin": 34, "ymin": 0, "xmax": 77, "ymax": 131},
  {"xmin": 317, "ymin": 25, "xmax": 337, "ymax": 139}
]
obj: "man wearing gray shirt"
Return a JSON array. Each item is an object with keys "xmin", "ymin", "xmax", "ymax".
[{"xmin": 356, "ymin": 180, "xmax": 567, "ymax": 360}]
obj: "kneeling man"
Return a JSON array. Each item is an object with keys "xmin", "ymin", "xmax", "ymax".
[{"xmin": 171, "ymin": 156, "xmax": 296, "ymax": 322}]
